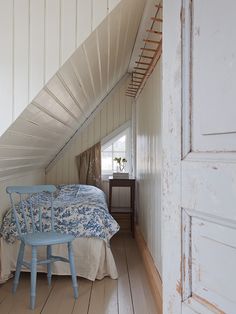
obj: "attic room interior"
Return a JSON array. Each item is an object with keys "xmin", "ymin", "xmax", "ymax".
[{"xmin": 0, "ymin": 0, "xmax": 235, "ymax": 313}]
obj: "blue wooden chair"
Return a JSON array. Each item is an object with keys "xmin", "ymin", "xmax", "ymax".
[{"xmin": 6, "ymin": 185, "xmax": 78, "ymax": 310}]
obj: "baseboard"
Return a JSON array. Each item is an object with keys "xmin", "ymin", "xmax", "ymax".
[{"xmin": 135, "ymin": 225, "xmax": 162, "ymax": 313}]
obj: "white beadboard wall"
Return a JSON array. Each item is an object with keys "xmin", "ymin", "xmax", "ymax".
[
  {"xmin": 135, "ymin": 58, "xmax": 162, "ymax": 275},
  {"xmin": 0, "ymin": 0, "xmax": 122, "ymax": 136},
  {"xmin": 0, "ymin": 169, "xmax": 45, "ymax": 222},
  {"xmin": 46, "ymin": 75, "xmax": 132, "ymax": 205}
]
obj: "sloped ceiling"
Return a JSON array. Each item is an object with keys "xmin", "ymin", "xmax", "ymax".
[{"xmin": 0, "ymin": 0, "xmax": 146, "ymax": 179}]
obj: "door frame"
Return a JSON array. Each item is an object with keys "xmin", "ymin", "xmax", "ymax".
[{"xmin": 162, "ymin": 0, "xmax": 185, "ymax": 312}]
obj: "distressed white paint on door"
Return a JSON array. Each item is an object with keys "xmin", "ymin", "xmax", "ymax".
[
  {"xmin": 191, "ymin": 216, "xmax": 236, "ymax": 311},
  {"xmin": 135, "ymin": 59, "xmax": 162, "ymax": 275},
  {"xmin": 192, "ymin": 1, "xmax": 236, "ymax": 136},
  {"xmin": 162, "ymin": 1, "xmax": 182, "ymax": 312},
  {"xmin": 163, "ymin": 0, "xmax": 236, "ymax": 313},
  {"xmin": 191, "ymin": 0, "xmax": 236, "ymax": 151},
  {"xmin": 0, "ymin": 0, "xmax": 122, "ymax": 137}
]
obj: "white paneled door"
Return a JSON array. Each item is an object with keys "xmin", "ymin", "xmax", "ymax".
[{"xmin": 163, "ymin": 0, "xmax": 236, "ymax": 313}]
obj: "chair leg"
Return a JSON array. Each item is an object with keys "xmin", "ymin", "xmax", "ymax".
[
  {"xmin": 12, "ymin": 241, "xmax": 25, "ymax": 293},
  {"xmin": 47, "ymin": 245, "xmax": 52, "ymax": 286},
  {"xmin": 30, "ymin": 246, "xmax": 37, "ymax": 310},
  {"xmin": 67, "ymin": 242, "xmax": 78, "ymax": 299}
]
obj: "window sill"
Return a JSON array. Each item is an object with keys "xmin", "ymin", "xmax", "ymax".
[{"xmin": 101, "ymin": 175, "xmax": 112, "ymax": 182}]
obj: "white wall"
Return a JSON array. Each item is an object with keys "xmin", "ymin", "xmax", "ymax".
[
  {"xmin": 135, "ymin": 58, "xmax": 162, "ymax": 275},
  {"xmin": 46, "ymin": 76, "xmax": 132, "ymax": 192},
  {"xmin": 0, "ymin": 169, "xmax": 45, "ymax": 222},
  {"xmin": 0, "ymin": 0, "xmax": 122, "ymax": 136}
]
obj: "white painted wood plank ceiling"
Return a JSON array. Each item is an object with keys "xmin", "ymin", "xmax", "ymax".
[
  {"xmin": 0, "ymin": 0, "xmax": 122, "ymax": 136},
  {"xmin": 0, "ymin": 0, "xmax": 146, "ymax": 178}
]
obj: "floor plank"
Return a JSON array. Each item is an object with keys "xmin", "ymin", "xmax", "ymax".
[
  {"xmin": 103, "ymin": 277, "xmax": 119, "ymax": 314},
  {"xmin": 88, "ymin": 277, "xmax": 118, "ymax": 314},
  {"xmin": 72, "ymin": 278, "xmax": 92, "ymax": 313},
  {"xmin": 0, "ymin": 273, "xmax": 55, "ymax": 314},
  {"xmin": 124, "ymin": 236, "xmax": 158, "ymax": 314},
  {"xmin": 111, "ymin": 236, "xmax": 134, "ymax": 314},
  {"xmin": 0, "ymin": 235, "xmax": 158, "ymax": 314},
  {"xmin": 0, "ymin": 278, "xmax": 12, "ymax": 304},
  {"xmin": 41, "ymin": 276, "xmax": 75, "ymax": 314}
]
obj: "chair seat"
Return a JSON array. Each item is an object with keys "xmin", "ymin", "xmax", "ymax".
[{"xmin": 22, "ymin": 231, "xmax": 75, "ymax": 246}]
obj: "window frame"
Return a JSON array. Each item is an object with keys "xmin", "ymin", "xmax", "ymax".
[{"xmin": 101, "ymin": 121, "xmax": 131, "ymax": 179}]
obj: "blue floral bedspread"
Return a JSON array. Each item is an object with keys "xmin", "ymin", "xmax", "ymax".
[{"xmin": 0, "ymin": 184, "xmax": 120, "ymax": 244}]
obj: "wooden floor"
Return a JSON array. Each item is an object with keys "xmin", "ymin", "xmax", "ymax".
[{"xmin": 0, "ymin": 235, "xmax": 158, "ymax": 314}]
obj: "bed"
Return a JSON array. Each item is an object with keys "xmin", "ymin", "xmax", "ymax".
[{"xmin": 0, "ymin": 184, "xmax": 119, "ymax": 283}]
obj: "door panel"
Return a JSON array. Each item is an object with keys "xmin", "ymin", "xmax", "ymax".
[
  {"xmin": 181, "ymin": 0, "xmax": 236, "ymax": 313},
  {"xmin": 192, "ymin": 218, "xmax": 236, "ymax": 310},
  {"xmin": 182, "ymin": 209, "xmax": 236, "ymax": 313},
  {"xmin": 191, "ymin": 0, "xmax": 236, "ymax": 151},
  {"xmin": 163, "ymin": 0, "xmax": 236, "ymax": 312},
  {"xmin": 182, "ymin": 160, "xmax": 236, "ymax": 220}
]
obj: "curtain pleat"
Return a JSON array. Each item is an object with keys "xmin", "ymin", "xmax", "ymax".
[{"xmin": 76, "ymin": 142, "xmax": 101, "ymax": 187}]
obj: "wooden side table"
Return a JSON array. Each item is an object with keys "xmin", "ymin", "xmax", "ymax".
[{"xmin": 108, "ymin": 177, "xmax": 135, "ymax": 237}]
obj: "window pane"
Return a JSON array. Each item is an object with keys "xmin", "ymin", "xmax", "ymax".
[
  {"xmin": 101, "ymin": 126, "xmax": 130, "ymax": 176},
  {"xmin": 101, "ymin": 152, "xmax": 113, "ymax": 172},
  {"xmin": 104, "ymin": 144, "xmax": 112, "ymax": 152},
  {"xmin": 113, "ymin": 152, "xmax": 126, "ymax": 160},
  {"xmin": 113, "ymin": 135, "xmax": 126, "ymax": 151}
]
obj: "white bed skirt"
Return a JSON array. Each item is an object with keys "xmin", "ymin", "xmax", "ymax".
[{"xmin": 0, "ymin": 237, "xmax": 118, "ymax": 284}]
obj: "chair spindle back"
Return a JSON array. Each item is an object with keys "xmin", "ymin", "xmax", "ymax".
[{"xmin": 6, "ymin": 185, "xmax": 57, "ymax": 237}]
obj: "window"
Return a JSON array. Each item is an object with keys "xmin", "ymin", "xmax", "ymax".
[{"xmin": 101, "ymin": 124, "xmax": 131, "ymax": 178}]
